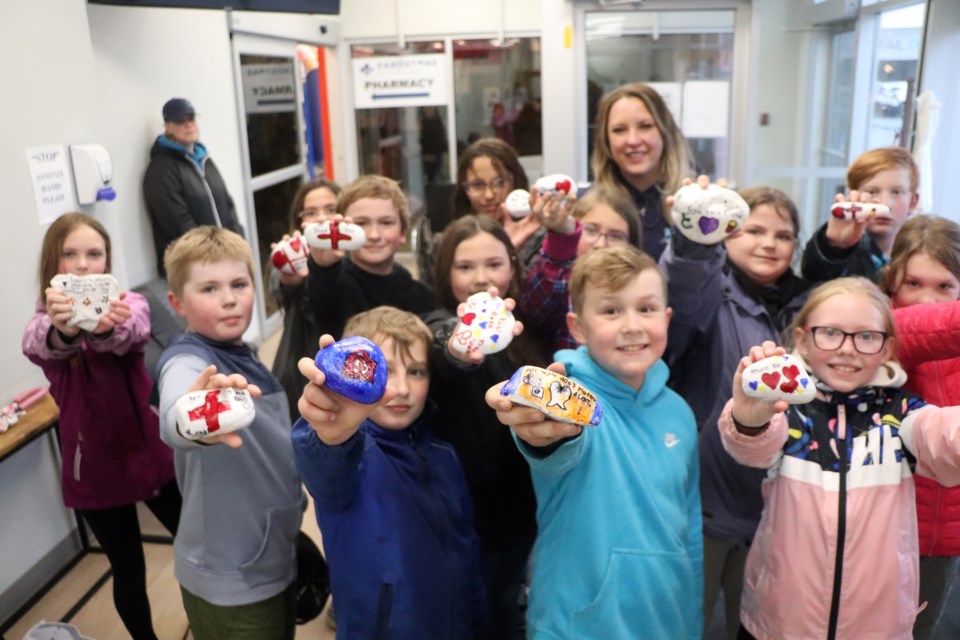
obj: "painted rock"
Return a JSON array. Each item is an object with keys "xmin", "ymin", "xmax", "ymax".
[
  {"xmin": 501, "ymin": 365, "xmax": 603, "ymax": 426},
  {"xmin": 175, "ymin": 388, "xmax": 255, "ymax": 440},
  {"xmin": 450, "ymin": 291, "xmax": 516, "ymax": 355},
  {"xmin": 303, "ymin": 220, "xmax": 367, "ymax": 251},
  {"xmin": 505, "ymin": 189, "xmax": 532, "ymax": 218},
  {"xmin": 49, "ymin": 273, "xmax": 121, "ymax": 332},
  {"xmin": 742, "ymin": 354, "xmax": 816, "ymax": 404},
  {"xmin": 270, "ymin": 236, "xmax": 309, "ymax": 275},
  {"xmin": 314, "ymin": 336, "xmax": 388, "ymax": 404},
  {"xmin": 830, "ymin": 201, "xmax": 891, "ymax": 222},
  {"xmin": 534, "ymin": 174, "xmax": 577, "ymax": 199},
  {"xmin": 670, "ymin": 183, "xmax": 749, "ymax": 245}
]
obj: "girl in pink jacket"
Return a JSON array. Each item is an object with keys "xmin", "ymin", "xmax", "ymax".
[
  {"xmin": 720, "ymin": 277, "xmax": 960, "ymax": 640},
  {"xmin": 882, "ymin": 215, "xmax": 960, "ymax": 638},
  {"xmin": 22, "ymin": 213, "xmax": 180, "ymax": 640}
]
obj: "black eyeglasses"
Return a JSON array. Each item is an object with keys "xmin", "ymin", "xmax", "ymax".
[{"xmin": 803, "ymin": 326, "xmax": 890, "ymax": 355}]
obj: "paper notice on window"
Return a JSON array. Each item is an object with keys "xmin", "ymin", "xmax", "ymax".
[{"xmin": 681, "ymin": 81, "xmax": 729, "ymax": 138}]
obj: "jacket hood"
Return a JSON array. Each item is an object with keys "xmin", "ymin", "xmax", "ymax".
[
  {"xmin": 556, "ymin": 345, "xmax": 670, "ymax": 404},
  {"xmin": 151, "ymin": 135, "xmax": 208, "ymax": 161}
]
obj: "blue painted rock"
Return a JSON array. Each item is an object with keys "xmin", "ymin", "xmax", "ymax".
[
  {"xmin": 49, "ymin": 273, "xmax": 121, "ymax": 332},
  {"xmin": 505, "ymin": 189, "xmax": 532, "ymax": 217},
  {"xmin": 314, "ymin": 336, "xmax": 388, "ymax": 404},
  {"xmin": 741, "ymin": 354, "xmax": 816, "ymax": 404},
  {"xmin": 670, "ymin": 183, "xmax": 749, "ymax": 245},
  {"xmin": 830, "ymin": 201, "xmax": 891, "ymax": 222},
  {"xmin": 501, "ymin": 365, "xmax": 603, "ymax": 426},
  {"xmin": 175, "ymin": 388, "xmax": 255, "ymax": 440},
  {"xmin": 534, "ymin": 174, "xmax": 578, "ymax": 198},
  {"xmin": 303, "ymin": 220, "xmax": 367, "ymax": 251},
  {"xmin": 450, "ymin": 291, "xmax": 515, "ymax": 355},
  {"xmin": 270, "ymin": 235, "xmax": 309, "ymax": 275}
]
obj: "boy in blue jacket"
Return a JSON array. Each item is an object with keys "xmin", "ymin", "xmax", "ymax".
[
  {"xmin": 292, "ymin": 306, "xmax": 487, "ymax": 639},
  {"xmin": 487, "ymin": 245, "xmax": 703, "ymax": 639}
]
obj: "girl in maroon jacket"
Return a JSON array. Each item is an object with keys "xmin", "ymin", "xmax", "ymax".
[
  {"xmin": 22, "ymin": 213, "xmax": 180, "ymax": 640},
  {"xmin": 883, "ymin": 214, "xmax": 960, "ymax": 638}
]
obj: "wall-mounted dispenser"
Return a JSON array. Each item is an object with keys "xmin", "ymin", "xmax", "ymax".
[{"xmin": 70, "ymin": 144, "xmax": 116, "ymax": 204}]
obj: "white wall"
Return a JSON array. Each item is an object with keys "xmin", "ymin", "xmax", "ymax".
[{"xmin": 339, "ymin": 0, "xmax": 541, "ymax": 40}]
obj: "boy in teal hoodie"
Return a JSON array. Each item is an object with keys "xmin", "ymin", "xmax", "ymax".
[{"xmin": 487, "ymin": 245, "xmax": 703, "ymax": 639}]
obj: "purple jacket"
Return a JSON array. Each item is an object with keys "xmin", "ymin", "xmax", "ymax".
[
  {"xmin": 22, "ymin": 292, "xmax": 174, "ymax": 509},
  {"xmin": 661, "ymin": 235, "xmax": 809, "ymax": 545}
]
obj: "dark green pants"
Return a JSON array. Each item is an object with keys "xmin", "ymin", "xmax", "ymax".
[{"xmin": 181, "ymin": 583, "xmax": 296, "ymax": 640}]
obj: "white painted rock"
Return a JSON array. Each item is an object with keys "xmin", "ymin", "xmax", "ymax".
[
  {"xmin": 534, "ymin": 174, "xmax": 577, "ymax": 199},
  {"xmin": 303, "ymin": 221, "xmax": 367, "ymax": 251},
  {"xmin": 270, "ymin": 235, "xmax": 309, "ymax": 275},
  {"xmin": 500, "ymin": 365, "xmax": 603, "ymax": 426},
  {"xmin": 175, "ymin": 388, "xmax": 255, "ymax": 440},
  {"xmin": 670, "ymin": 183, "xmax": 749, "ymax": 245},
  {"xmin": 830, "ymin": 201, "xmax": 891, "ymax": 222},
  {"xmin": 450, "ymin": 291, "xmax": 516, "ymax": 355},
  {"xmin": 49, "ymin": 273, "xmax": 121, "ymax": 332},
  {"xmin": 505, "ymin": 189, "xmax": 532, "ymax": 218},
  {"xmin": 741, "ymin": 354, "xmax": 816, "ymax": 404}
]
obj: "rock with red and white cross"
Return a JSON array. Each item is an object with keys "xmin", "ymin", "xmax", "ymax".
[
  {"xmin": 270, "ymin": 235, "xmax": 309, "ymax": 275},
  {"xmin": 303, "ymin": 220, "xmax": 367, "ymax": 251},
  {"xmin": 174, "ymin": 388, "xmax": 256, "ymax": 440},
  {"xmin": 830, "ymin": 201, "xmax": 891, "ymax": 222}
]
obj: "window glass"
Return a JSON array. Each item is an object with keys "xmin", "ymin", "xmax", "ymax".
[
  {"xmin": 252, "ymin": 177, "xmax": 302, "ymax": 316},
  {"xmin": 239, "ymin": 54, "xmax": 301, "ymax": 177}
]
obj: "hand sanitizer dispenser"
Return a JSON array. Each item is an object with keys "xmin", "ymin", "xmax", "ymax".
[{"xmin": 70, "ymin": 144, "xmax": 116, "ymax": 204}]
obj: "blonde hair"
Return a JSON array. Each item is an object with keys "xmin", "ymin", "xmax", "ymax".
[
  {"xmin": 592, "ymin": 83, "xmax": 694, "ymax": 221},
  {"xmin": 881, "ymin": 215, "xmax": 960, "ymax": 296},
  {"xmin": 338, "ymin": 175, "xmax": 411, "ymax": 232},
  {"xmin": 38, "ymin": 213, "xmax": 112, "ymax": 294},
  {"xmin": 343, "ymin": 306, "xmax": 433, "ymax": 367},
  {"xmin": 164, "ymin": 226, "xmax": 254, "ymax": 298},
  {"xmin": 570, "ymin": 187, "xmax": 642, "ymax": 249},
  {"xmin": 847, "ymin": 146, "xmax": 919, "ymax": 194},
  {"xmin": 789, "ymin": 277, "xmax": 896, "ymax": 347},
  {"xmin": 569, "ymin": 245, "xmax": 665, "ymax": 315}
]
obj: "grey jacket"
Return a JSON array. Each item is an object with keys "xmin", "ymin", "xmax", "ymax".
[{"xmin": 660, "ymin": 234, "xmax": 809, "ymax": 545}]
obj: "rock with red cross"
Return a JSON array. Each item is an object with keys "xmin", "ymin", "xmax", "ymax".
[
  {"xmin": 175, "ymin": 388, "xmax": 256, "ymax": 440},
  {"xmin": 830, "ymin": 201, "xmax": 891, "ymax": 222},
  {"xmin": 303, "ymin": 220, "xmax": 367, "ymax": 251},
  {"xmin": 270, "ymin": 235, "xmax": 309, "ymax": 276},
  {"xmin": 314, "ymin": 336, "xmax": 388, "ymax": 404}
]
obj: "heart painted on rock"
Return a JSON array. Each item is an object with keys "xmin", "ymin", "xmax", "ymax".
[
  {"xmin": 800, "ymin": 378, "xmax": 809, "ymax": 388},
  {"xmin": 461, "ymin": 313, "xmax": 476, "ymax": 325},
  {"xmin": 699, "ymin": 216, "xmax": 720, "ymax": 235},
  {"xmin": 725, "ymin": 220, "xmax": 738, "ymax": 234},
  {"xmin": 780, "ymin": 380, "xmax": 799, "ymax": 394},
  {"xmin": 555, "ymin": 179, "xmax": 572, "ymax": 194},
  {"xmin": 748, "ymin": 381, "xmax": 759, "ymax": 391},
  {"xmin": 314, "ymin": 336, "xmax": 388, "ymax": 404},
  {"xmin": 782, "ymin": 365, "xmax": 800, "ymax": 380},
  {"xmin": 761, "ymin": 372, "xmax": 780, "ymax": 389}
]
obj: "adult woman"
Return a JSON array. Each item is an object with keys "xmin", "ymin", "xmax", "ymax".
[
  {"xmin": 452, "ymin": 138, "xmax": 544, "ymax": 269},
  {"xmin": 593, "ymin": 83, "xmax": 694, "ymax": 260}
]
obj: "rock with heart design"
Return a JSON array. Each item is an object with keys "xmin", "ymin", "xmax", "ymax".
[
  {"xmin": 49, "ymin": 273, "xmax": 121, "ymax": 332},
  {"xmin": 670, "ymin": 182, "xmax": 749, "ymax": 245},
  {"xmin": 534, "ymin": 174, "xmax": 578, "ymax": 199},
  {"xmin": 501, "ymin": 366, "xmax": 603, "ymax": 426},
  {"xmin": 270, "ymin": 235, "xmax": 309, "ymax": 275},
  {"xmin": 314, "ymin": 336, "xmax": 388, "ymax": 404},
  {"xmin": 741, "ymin": 354, "xmax": 816, "ymax": 404},
  {"xmin": 830, "ymin": 201, "xmax": 891, "ymax": 222},
  {"xmin": 303, "ymin": 220, "xmax": 367, "ymax": 251},
  {"xmin": 175, "ymin": 388, "xmax": 256, "ymax": 440},
  {"xmin": 450, "ymin": 291, "xmax": 516, "ymax": 356},
  {"xmin": 505, "ymin": 189, "xmax": 532, "ymax": 218}
]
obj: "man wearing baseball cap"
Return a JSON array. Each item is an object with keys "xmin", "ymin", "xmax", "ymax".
[{"xmin": 143, "ymin": 98, "xmax": 244, "ymax": 277}]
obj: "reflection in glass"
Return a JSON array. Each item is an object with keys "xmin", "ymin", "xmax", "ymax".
[
  {"xmin": 240, "ymin": 54, "xmax": 301, "ymax": 177},
  {"xmin": 253, "ymin": 178, "xmax": 302, "ymax": 316}
]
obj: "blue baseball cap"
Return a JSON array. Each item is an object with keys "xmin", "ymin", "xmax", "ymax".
[{"xmin": 162, "ymin": 98, "xmax": 196, "ymax": 122}]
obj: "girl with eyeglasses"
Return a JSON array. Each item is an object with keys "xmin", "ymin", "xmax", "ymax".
[
  {"xmin": 720, "ymin": 276, "xmax": 960, "ymax": 640},
  {"xmin": 519, "ymin": 187, "xmax": 642, "ymax": 358},
  {"xmin": 661, "ymin": 181, "xmax": 811, "ymax": 639},
  {"xmin": 269, "ymin": 177, "xmax": 340, "ymax": 423},
  {"xmin": 881, "ymin": 215, "xmax": 960, "ymax": 639}
]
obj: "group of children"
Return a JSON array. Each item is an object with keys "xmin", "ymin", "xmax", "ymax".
[{"xmin": 22, "ymin": 142, "xmax": 960, "ymax": 639}]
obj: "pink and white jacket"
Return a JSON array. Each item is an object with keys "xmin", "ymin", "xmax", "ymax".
[{"xmin": 719, "ymin": 358, "xmax": 960, "ymax": 640}]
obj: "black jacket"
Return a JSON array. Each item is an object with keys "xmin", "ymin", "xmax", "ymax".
[
  {"xmin": 800, "ymin": 223, "xmax": 886, "ymax": 284},
  {"xmin": 143, "ymin": 138, "xmax": 243, "ymax": 276}
]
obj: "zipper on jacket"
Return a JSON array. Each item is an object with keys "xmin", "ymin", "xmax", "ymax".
[
  {"xmin": 827, "ymin": 406, "xmax": 848, "ymax": 640},
  {"xmin": 73, "ymin": 441, "xmax": 82, "ymax": 482},
  {"xmin": 188, "ymin": 155, "xmax": 224, "ymax": 228},
  {"xmin": 371, "ymin": 581, "xmax": 394, "ymax": 638}
]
